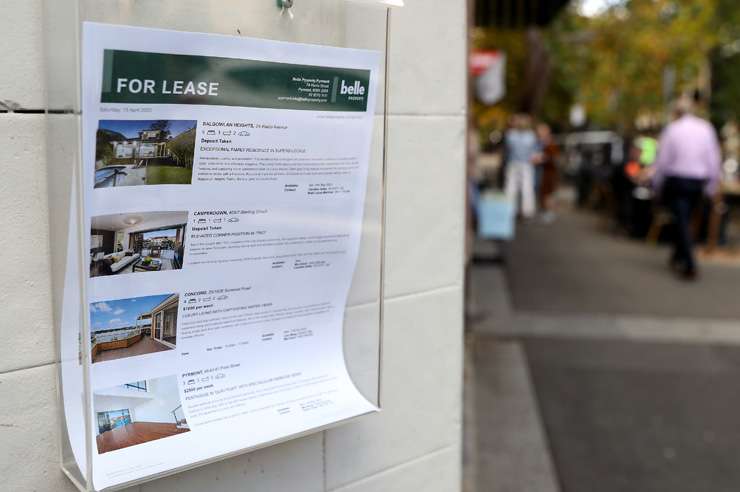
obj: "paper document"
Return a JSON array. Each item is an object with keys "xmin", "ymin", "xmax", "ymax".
[{"xmin": 66, "ymin": 22, "xmax": 380, "ymax": 490}]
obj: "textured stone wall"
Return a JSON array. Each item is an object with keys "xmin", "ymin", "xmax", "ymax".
[{"xmin": 0, "ymin": 1, "xmax": 466, "ymax": 490}]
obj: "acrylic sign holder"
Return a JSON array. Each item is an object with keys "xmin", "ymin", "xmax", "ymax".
[{"xmin": 43, "ymin": 1, "xmax": 399, "ymax": 489}]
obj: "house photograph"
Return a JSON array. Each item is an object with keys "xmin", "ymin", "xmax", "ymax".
[
  {"xmin": 90, "ymin": 211, "xmax": 188, "ymax": 277},
  {"xmin": 90, "ymin": 293, "xmax": 179, "ymax": 364},
  {"xmin": 94, "ymin": 119, "xmax": 196, "ymax": 188},
  {"xmin": 94, "ymin": 375, "xmax": 189, "ymax": 454}
]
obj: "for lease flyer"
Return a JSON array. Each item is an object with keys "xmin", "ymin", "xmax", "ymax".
[{"xmin": 68, "ymin": 22, "xmax": 379, "ymax": 490}]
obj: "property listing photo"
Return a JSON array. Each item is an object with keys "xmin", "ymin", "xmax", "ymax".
[
  {"xmin": 94, "ymin": 375, "xmax": 189, "ymax": 454},
  {"xmin": 90, "ymin": 211, "xmax": 188, "ymax": 277},
  {"xmin": 94, "ymin": 119, "xmax": 196, "ymax": 188},
  {"xmin": 90, "ymin": 294, "xmax": 179, "ymax": 364}
]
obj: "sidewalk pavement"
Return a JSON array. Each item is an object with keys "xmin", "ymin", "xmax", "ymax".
[
  {"xmin": 465, "ymin": 208, "xmax": 740, "ymax": 492},
  {"xmin": 505, "ymin": 210, "xmax": 740, "ymax": 319},
  {"xmin": 466, "ymin": 263, "xmax": 561, "ymax": 492}
]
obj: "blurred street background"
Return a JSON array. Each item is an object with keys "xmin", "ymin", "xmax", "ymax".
[{"xmin": 464, "ymin": 0, "xmax": 740, "ymax": 491}]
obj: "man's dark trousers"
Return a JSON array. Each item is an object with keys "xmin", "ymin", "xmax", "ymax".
[{"xmin": 662, "ymin": 176, "xmax": 705, "ymax": 274}]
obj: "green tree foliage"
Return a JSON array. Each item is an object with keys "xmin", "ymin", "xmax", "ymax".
[
  {"xmin": 709, "ymin": 0, "xmax": 740, "ymax": 126},
  {"xmin": 166, "ymin": 127, "xmax": 196, "ymax": 168},
  {"xmin": 546, "ymin": 0, "xmax": 722, "ymax": 129},
  {"xmin": 473, "ymin": 0, "xmax": 737, "ymax": 132},
  {"xmin": 95, "ymin": 129, "xmax": 125, "ymax": 166},
  {"xmin": 149, "ymin": 120, "xmax": 171, "ymax": 135}
]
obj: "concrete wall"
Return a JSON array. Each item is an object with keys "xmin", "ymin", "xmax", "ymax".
[{"xmin": 0, "ymin": 1, "xmax": 466, "ymax": 491}]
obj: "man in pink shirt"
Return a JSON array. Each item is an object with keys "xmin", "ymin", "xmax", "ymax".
[{"xmin": 653, "ymin": 98, "xmax": 722, "ymax": 280}]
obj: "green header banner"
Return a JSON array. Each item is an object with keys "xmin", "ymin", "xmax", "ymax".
[{"xmin": 101, "ymin": 50, "xmax": 371, "ymax": 112}]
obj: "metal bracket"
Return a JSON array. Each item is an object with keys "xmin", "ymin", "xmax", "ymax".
[{"xmin": 277, "ymin": 0, "xmax": 294, "ymax": 19}]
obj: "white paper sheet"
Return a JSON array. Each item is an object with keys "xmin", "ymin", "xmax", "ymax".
[{"xmin": 72, "ymin": 22, "xmax": 379, "ymax": 490}]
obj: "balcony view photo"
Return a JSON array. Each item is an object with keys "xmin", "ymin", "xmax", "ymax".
[{"xmin": 90, "ymin": 293, "xmax": 179, "ymax": 364}]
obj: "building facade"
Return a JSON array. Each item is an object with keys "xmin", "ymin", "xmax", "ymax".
[
  {"xmin": 110, "ymin": 129, "xmax": 170, "ymax": 160},
  {"xmin": 149, "ymin": 294, "xmax": 178, "ymax": 348}
]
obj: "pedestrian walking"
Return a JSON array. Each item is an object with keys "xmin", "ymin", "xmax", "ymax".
[
  {"xmin": 536, "ymin": 122, "xmax": 559, "ymax": 223},
  {"xmin": 504, "ymin": 113, "xmax": 541, "ymax": 218},
  {"xmin": 653, "ymin": 98, "xmax": 722, "ymax": 280}
]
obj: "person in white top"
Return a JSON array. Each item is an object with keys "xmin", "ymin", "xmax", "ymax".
[{"xmin": 504, "ymin": 114, "xmax": 542, "ymax": 218}]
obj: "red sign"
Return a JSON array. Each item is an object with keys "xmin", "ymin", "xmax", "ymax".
[{"xmin": 470, "ymin": 50, "xmax": 502, "ymax": 76}]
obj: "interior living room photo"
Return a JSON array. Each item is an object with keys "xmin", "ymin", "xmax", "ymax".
[
  {"xmin": 90, "ymin": 293, "xmax": 179, "ymax": 364},
  {"xmin": 94, "ymin": 375, "xmax": 190, "ymax": 454},
  {"xmin": 90, "ymin": 211, "xmax": 188, "ymax": 278}
]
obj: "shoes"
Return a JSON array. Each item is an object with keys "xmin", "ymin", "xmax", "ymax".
[
  {"xmin": 668, "ymin": 256, "xmax": 683, "ymax": 272},
  {"xmin": 679, "ymin": 268, "xmax": 698, "ymax": 281},
  {"xmin": 540, "ymin": 211, "xmax": 556, "ymax": 224},
  {"xmin": 668, "ymin": 256, "xmax": 698, "ymax": 281}
]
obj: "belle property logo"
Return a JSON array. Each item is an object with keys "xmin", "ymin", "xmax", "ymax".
[{"xmin": 340, "ymin": 79, "xmax": 366, "ymax": 96}]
